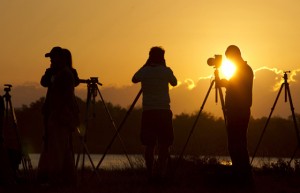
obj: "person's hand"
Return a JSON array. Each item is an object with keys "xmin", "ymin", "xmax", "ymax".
[{"xmin": 216, "ymin": 79, "xmax": 228, "ymax": 88}]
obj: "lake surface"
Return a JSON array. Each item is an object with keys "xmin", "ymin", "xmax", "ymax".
[
  {"xmin": 25, "ymin": 154, "xmax": 296, "ymax": 170},
  {"xmin": 29, "ymin": 154, "xmax": 145, "ymax": 170}
]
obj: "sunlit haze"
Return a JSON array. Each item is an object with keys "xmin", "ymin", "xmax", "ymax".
[{"xmin": 0, "ymin": 0, "xmax": 300, "ymax": 118}]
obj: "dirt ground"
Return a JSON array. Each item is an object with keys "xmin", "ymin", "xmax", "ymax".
[{"xmin": 1, "ymin": 164, "xmax": 300, "ymax": 193}]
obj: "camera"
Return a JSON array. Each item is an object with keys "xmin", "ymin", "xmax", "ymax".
[
  {"xmin": 4, "ymin": 84, "xmax": 12, "ymax": 92},
  {"xmin": 79, "ymin": 77, "xmax": 102, "ymax": 85},
  {"xmin": 207, "ymin": 55, "xmax": 222, "ymax": 68},
  {"xmin": 90, "ymin": 77, "xmax": 99, "ymax": 83}
]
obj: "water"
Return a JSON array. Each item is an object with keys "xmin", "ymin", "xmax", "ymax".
[
  {"xmin": 28, "ymin": 154, "xmax": 145, "ymax": 170},
  {"xmin": 26, "ymin": 154, "xmax": 297, "ymax": 170}
]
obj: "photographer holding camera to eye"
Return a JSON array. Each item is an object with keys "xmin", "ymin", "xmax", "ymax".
[
  {"xmin": 216, "ymin": 45, "xmax": 254, "ymax": 186},
  {"xmin": 132, "ymin": 46, "xmax": 177, "ymax": 182},
  {"xmin": 37, "ymin": 47, "xmax": 79, "ymax": 186}
]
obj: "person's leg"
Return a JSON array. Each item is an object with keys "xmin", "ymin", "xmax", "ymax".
[
  {"xmin": 157, "ymin": 144, "xmax": 170, "ymax": 178},
  {"xmin": 228, "ymin": 122, "xmax": 251, "ymax": 172},
  {"xmin": 141, "ymin": 110, "xmax": 157, "ymax": 179},
  {"xmin": 227, "ymin": 109, "xmax": 253, "ymax": 186},
  {"xmin": 227, "ymin": 110, "xmax": 250, "ymax": 166},
  {"xmin": 157, "ymin": 110, "xmax": 173, "ymax": 178},
  {"xmin": 41, "ymin": 114, "xmax": 70, "ymax": 185},
  {"xmin": 227, "ymin": 121, "xmax": 242, "ymax": 168},
  {"xmin": 62, "ymin": 133, "xmax": 77, "ymax": 186},
  {"xmin": 145, "ymin": 145, "xmax": 155, "ymax": 178}
]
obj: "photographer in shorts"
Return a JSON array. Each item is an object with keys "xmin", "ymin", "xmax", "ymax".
[{"xmin": 132, "ymin": 46, "xmax": 177, "ymax": 182}]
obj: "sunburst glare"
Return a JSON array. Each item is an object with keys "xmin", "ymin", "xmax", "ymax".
[{"xmin": 220, "ymin": 59, "xmax": 236, "ymax": 79}]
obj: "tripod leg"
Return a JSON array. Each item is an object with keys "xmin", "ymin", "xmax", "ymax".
[
  {"xmin": 80, "ymin": 90, "xmax": 94, "ymax": 172},
  {"xmin": 250, "ymin": 83, "xmax": 284, "ymax": 164},
  {"xmin": 174, "ymin": 80, "xmax": 215, "ymax": 171},
  {"xmin": 286, "ymin": 85, "xmax": 300, "ymax": 145},
  {"xmin": 75, "ymin": 150, "xmax": 81, "ymax": 169},
  {"xmin": 94, "ymin": 90, "xmax": 142, "ymax": 172},
  {"xmin": 96, "ymin": 87, "xmax": 135, "ymax": 169},
  {"xmin": 289, "ymin": 146, "xmax": 298, "ymax": 165},
  {"xmin": 75, "ymin": 84, "xmax": 104, "ymax": 181},
  {"xmin": 217, "ymin": 86, "xmax": 227, "ymax": 124},
  {"xmin": 6, "ymin": 96, "xmax": 33, "ymax": 181},
  {"xmin": 285, "ymin": 85, "xmax": 300, "ymax": 164},
  {"xmin": 76, "ymin": 85, "xmax": 96, "ymax": 174},
  {"xmin": 76, "ymin": 131, "xmax": 101, "ymax": 182}
]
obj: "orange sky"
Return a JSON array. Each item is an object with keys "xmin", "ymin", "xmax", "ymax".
[
  {"xmin": 1, "ymin": 0, "xmax": 300, "ymax": 117},
  {"xmin": 1, "ymin": 0, "xmax": 300, "ymax": 85}
]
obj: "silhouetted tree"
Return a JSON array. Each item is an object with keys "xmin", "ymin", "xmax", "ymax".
[{"xmin": 10, "ymin": 97, "xmax": 300, "ymax": 158}]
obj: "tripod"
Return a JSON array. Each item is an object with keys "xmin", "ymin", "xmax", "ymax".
[
  {"xmin": 75, "ymin": 77, "xmax": 134, "ymax": 175},
  {"xmin": 2, "ymin": 84, "xmax": 33, "ymax": 180},
  {"xmin": 175, "ymin": 68, "xmax": 227, "ymax": 170},
  {"xmin": 94, "ymin": 88, "xmax": 142, "ymax": 172},
  {"xmin": 251, "ymin": 71, "xmax": 300, "ymax": 165}
]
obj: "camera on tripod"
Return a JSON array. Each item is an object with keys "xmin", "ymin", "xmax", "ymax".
[
  {"xmin": 207, "ymin": 55, "xmax": 222, "ymax": 68},
  {"xmin": 4, "ymin": 84, "xmax": 12, "ymax": 92},
  {"xmin": 79, "ymin": 77, "xmax": 102, "ymax": 85}
]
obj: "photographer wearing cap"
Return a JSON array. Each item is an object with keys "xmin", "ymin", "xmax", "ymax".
[
  {"xmin": 217, "ymin": 45, "xmax": 254, "ymax": 185},
  {"xmin": 37, "ymin": 46, "xmax": 79, "ymax": 186},
  {"xmin": 132, "ymin": 46, "xmax": 177, "ymax": 182}
]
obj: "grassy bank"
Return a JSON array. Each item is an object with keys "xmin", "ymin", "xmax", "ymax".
[{"xmin": 1, "ymin": 157, "xmax": 300, "ymax": 193}]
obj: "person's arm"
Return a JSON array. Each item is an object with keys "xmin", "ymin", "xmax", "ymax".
[
  {"xmin": 72, "ymin": 68, "xmax": 80, "ymax": 87},
  {"xmin": 132, "ymin": 67, "xmax": 144, "ymax": 83},
  {"xmin": 168, "ymin": 68, "xmax": 177, "ymax": 86},
  {"xmin": 132, "ymin": 75, "xmax": 140, "ymax": 83},
  {"xmin": 217, "ymin": 79, "xmax": 229, "ymax": 88},
  {"xmin": 40, "ymin": 68, "xmax": 55, "ymax": 87}
]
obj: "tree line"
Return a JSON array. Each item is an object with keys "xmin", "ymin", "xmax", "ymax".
[{"xmin": 10, "ymin": 97, "xmax": 300, "ymax": 158}]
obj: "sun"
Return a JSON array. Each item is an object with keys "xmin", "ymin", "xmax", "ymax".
[{"xmin": 220, "ymin": 59, "xmax": 236, "ymax": 79}]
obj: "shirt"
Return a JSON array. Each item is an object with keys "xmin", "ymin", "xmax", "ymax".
[
  {"xmin": 225, "ymin": 61, "xmax": 253, "ymax": 110},
  {"xmin": 132, "ymin": 65, "xmax": 177, "ymax": 110}
]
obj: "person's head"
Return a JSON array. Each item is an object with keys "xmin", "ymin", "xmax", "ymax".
[
  {"xmin": 225, "ymin": 45, "xmax": 242, "ymax": 63},
  {"xmin": 45, "ymin": 46, "xmax": 64, "ymax": 68},
  {"xmin": 146, "ymin": 46, "xmax": 166, "ymax": 66},
  {"xmin": 62, "ymin": 48, "xmax": 73, "ymax": 68}
]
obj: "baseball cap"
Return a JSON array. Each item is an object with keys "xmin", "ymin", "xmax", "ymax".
[{"xmin": 45, "ymin": 46, "xmax": 63, "ymax": 58}]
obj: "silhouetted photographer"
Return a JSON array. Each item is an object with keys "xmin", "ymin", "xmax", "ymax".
[
  {"xmin": 216, "ymin": 45, "xmax": 254, "ymax": 185},
  {"xmin": 37, "ymin": 46, "xmax": 79, "ymax": 186},
  {"xmin": 132, "ymin": 46, "xmax": 177, "ymax": 182}
]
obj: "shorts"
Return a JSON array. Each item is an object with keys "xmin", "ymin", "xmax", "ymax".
[{"xmin": 140, "ymin": 109, "xmax": 174, "ymax": 146}]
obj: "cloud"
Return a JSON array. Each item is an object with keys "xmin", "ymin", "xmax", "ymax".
[
  {"xmin": 3, "ymin": 68, "xmax": 300, "ymax": 119},
  {"xmin": 254, "ymin": 67, "xmax": 300, "ymax": 91},
  {"xmin": 252, "ymin": 68, "xmax": 300, "ymax": 118},
  {"xmin": 183, "ymin": 79, "xmax": 196, "ymax": 90},
  {"xmin": 173, "ymin": 68, "xmax": 300, "ymax": 118}
]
